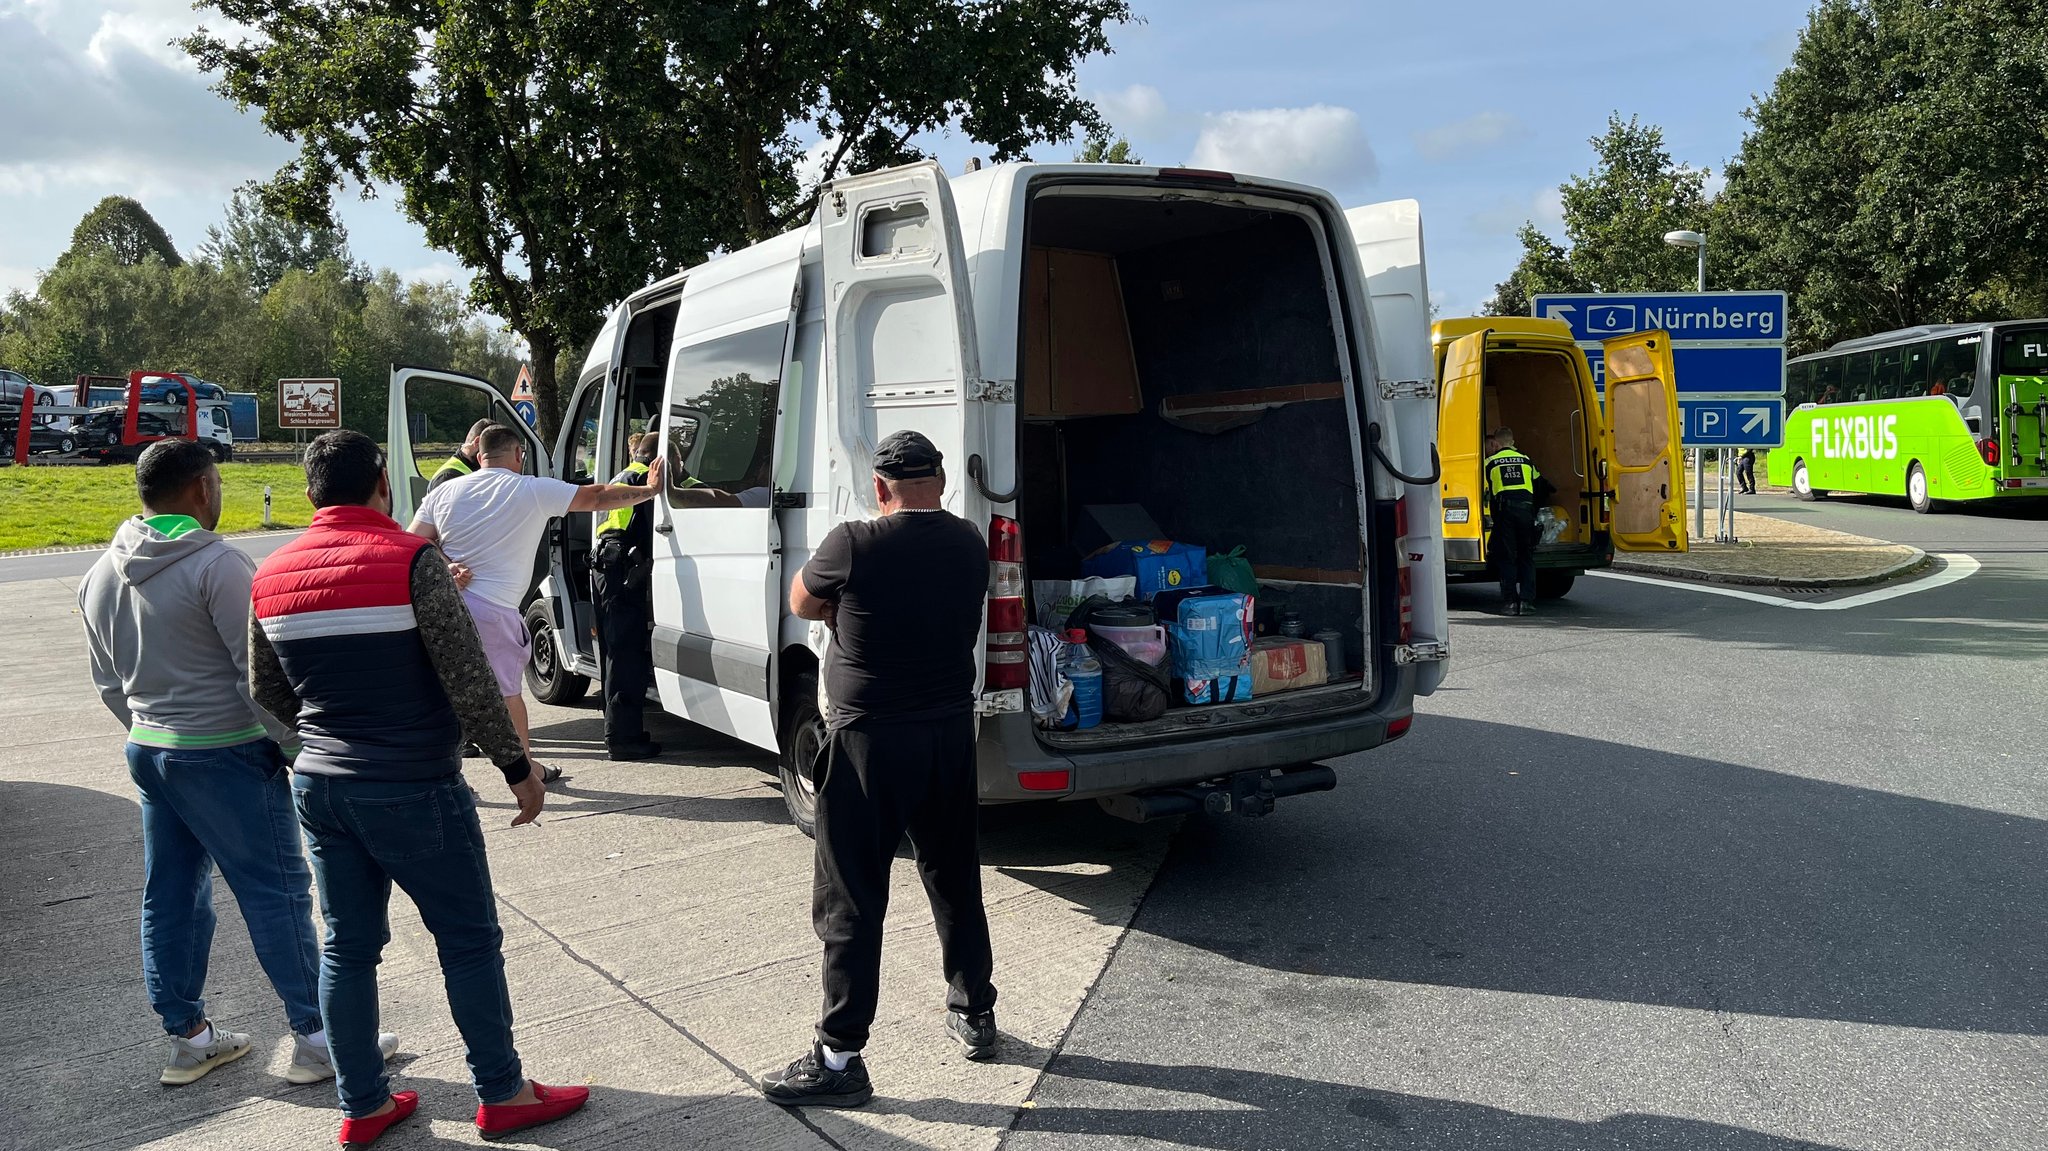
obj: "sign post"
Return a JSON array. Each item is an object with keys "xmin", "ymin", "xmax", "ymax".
[
  {"xmin": 1532, "ymin": 290, "xmax": 1787, "ymax": 543},
  {"xmin": 277, "ymin": 378, "xmax": 343, "ymax": 431}
]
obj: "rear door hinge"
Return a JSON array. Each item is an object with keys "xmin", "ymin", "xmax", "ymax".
[
  {"xmin": 1379, "ymin": 378, "xmax": 1436, "ymax": 402},
  {"xmin": 976, "ymin": 688, "xmax": 1024, "ymax": 716},
  {"xmin": 1394, "ymin": 640, "xmax": 1449, "ymax": 665},
  {"xmin": 967, "ymin": 378, "xmax": 1015, "ymax": 403}
]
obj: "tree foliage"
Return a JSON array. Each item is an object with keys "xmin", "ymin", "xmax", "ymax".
[
  {"xmin": 199, "ymin": 181, "xmax": 357, "ymax": 294},
  {"xmin": 1486, "ymin": 116, "xmax": 1709, "ymax": 315},
  {"xmin": 185, "ymin": 0, "xmax": 1132, "ymax": 436},
  {"xmin": 1713, "ymin": 0, "xmax": 2048, "ymax": 351},
  {"xmin": 66, "ymin": 196, "xmax": 183, "ymax": 268},
  {"xmin": 1075, "ymin": 133, "xmax": 1142, "ymax": 164}
]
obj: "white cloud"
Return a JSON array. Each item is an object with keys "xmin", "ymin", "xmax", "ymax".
[
  {"xmin": 1533, "ymin": 187, "xmax": 1565, "ymax": 231},
  {"xmin": 1188, "ymin": 105, "xmax": 1375, "ymax": 189},
  {"xmin": 1413, "ymin": 111, "xmax": 1519, "ymax": 162},
  {"xmin": 1093, "ymin": 84, "xmax": 1167, "ymax": 132},
  {"xmin": 85, "ymin": 8, "xmax": 196, "ymax": 72},
  {"xmin": 399, "ymin": 262, "xmax": 469, "ymax": 288}
]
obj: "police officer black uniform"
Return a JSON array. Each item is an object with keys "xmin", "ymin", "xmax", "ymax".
[
  {"xmin": 1484, "ymin": 428, "xmax": 1543, "ymax": 615},
  {"xmin": 592, "ymin": 434, "xmax": 662, "ymax": 759},
  {"xmin": 760, "ymin": 430, "xmax": 999, "ymax": 1109}
]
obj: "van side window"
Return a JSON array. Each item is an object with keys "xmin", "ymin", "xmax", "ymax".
[
  {"xmin": 666, "ymin": 323, "xmax": 785, "ymax": 503},
  {"xmin": 860, "ymin": 201, "xmax": 933, "ymax": 259}
]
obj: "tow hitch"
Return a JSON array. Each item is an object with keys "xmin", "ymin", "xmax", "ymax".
[{"xmin": 1097, "ymin": 765, "xmax": 1337, "ymax": 824}]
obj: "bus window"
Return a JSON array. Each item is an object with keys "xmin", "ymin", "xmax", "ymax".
[
  {"xmin": 1786, "ymin": 361, "xmax": 1814, "ymax": 406},
  {"xmin": 1998, "ymin": 327, "xmax": 2048, "ymax": 376},
  {"xmin": 1872, "ymin": 346, "xmax": 1906, "ymax": 400},
  {"xmin": 1929, "ymin": 337, "xmax": 1977, "ymax": 398},
  {"xmin": 1902, "ymin": 341, "xmax": 1932, "ymax": 396},
  {"xmin": 1814, "ymin": 355, "xmax": 1842, "ymax": 404},
  {"xmin": 1841, "ymin": 351, "xmax": 1874, "ymax": 402}
]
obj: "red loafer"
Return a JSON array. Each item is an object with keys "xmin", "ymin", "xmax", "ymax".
[
  {"xmin": 476, "ymin": 1080, "xmax": 590, "ymax": 1139},
  {"xmin": 337, "ymin": 1090, "xmax": 418, "ymax": 1147}
]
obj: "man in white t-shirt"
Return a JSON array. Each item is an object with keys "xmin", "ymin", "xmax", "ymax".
[{"xmin": 410, "ymin": 425, "xmax": 663, "ymax": 780}]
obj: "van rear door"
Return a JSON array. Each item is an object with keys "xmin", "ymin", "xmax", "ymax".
[
  {"xmin": 1600, "ymin": 332, "xmax": 1688, "ymax": 552},
  {"xmin": 1438, "ymin": 331, "xmax": 1489, "ymax": 548},
  {"xmin": 818, "ymin": 161, "xmax": 986, "ymax": 525},
  {"xmin": 386, "ymin": 367, "xmax": 549, "ymax": 526}
]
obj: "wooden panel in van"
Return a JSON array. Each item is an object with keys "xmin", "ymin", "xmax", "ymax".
[{"xmin": 1022, "ymin": 246, "xmax": 1143, "ymax": 418}]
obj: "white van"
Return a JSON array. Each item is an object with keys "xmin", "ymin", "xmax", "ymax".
[{"xmin": 388, "ymin": 161, "xmax": 1448, "ymax": 833}]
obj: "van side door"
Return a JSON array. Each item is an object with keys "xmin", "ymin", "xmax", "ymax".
[
  {"xmin": 1600, "ymin": 331, "xmax": 1688, "ymax": 552},
  {"xmin": 386, "ymin": 367, "xmax": 550, "ymax": 526}
]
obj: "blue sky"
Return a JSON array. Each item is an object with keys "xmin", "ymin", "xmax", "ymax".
[{"xmin": 1, "ymin": 0, "xmax": 1811, "ymax": 324}]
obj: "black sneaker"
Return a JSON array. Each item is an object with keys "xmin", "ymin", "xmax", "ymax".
[
  {"xmin": 759, "ymin": 1044, "xmax": 873, "ymax": 1108},
  {"xmin": 606, "ymin": 741, "xmax": 663, "ymax": 762},
  {"xmin": 1519, "ymin": 602, "xmax": 1537, "ymax": 616},
  {"xmin": 1503, "ymin": 601, "xmax": 1523, "ymax": 617},
  {"xmin": 945, "ymin": 1010, "xmax": 998, "ymax": 1060}
]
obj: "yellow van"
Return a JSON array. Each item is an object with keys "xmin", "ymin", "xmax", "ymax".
[{"xmin": 1431, "ymin": 317, "xmax": 1687, "ymax": 600}]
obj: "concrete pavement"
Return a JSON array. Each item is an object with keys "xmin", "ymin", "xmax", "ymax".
[{"xmin": 2, "ymin": 568, "xmax": 1170, "ymax": 1151}]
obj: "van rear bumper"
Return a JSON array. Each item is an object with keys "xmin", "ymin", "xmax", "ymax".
[{"xmin": 975, "ymin": 667, "xmax": 1416, "ymax": 803}]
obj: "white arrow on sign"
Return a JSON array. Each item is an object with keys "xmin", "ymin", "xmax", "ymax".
[
  {"xmin": 1740, "ymin": 407, "xmax": 1770, "ymax": 435},
  {"xmin": 1542, "ymin": 304, "xmax": 1577, "ymax": 325}
]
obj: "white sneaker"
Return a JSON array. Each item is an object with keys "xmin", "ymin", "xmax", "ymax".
[
  {"xmin": 285, "ymin": 1031, "xmax": 400, "ymax": 1085},
  {"xmin": 159, "ymin": 1023, "xmax": 251, "ymax": 1086}
]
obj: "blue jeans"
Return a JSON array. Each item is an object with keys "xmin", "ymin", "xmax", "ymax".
[
  {"xmin": 292, "ymin": 773, "xmax": 524, "ymax": 1118},
  {"xmin": 126, "ymin": 740, "xmax": 323, "ymax": 1038}
]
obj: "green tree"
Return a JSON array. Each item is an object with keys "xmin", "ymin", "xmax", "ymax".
[
  {"xmin": 1075, "ymin": 133, "xmax": 1142, "ymax": 164},
  {"xmin": 186, "ymin": 0, "xmax": 1132, "ymax": 435},
  {"xmin": 200, "ymin": 181, "xmax": 357, "ymax": 294},
  {"xmin": 66, "ymin": 196, "xmax": 183, "ymax": 267},
  {"xmin": 1714, "ymin": 0, "xmax": 2048, "ymax": 351},
  {"xmin": 1485, "ymin": 115, "xmax": 1709, "ymax": 315},
  {"xmin": 0, "ymin": 250, "xmax": 256, "ymax": 389}
]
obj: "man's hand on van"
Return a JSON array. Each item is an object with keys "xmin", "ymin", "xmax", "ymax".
[{"xmin": 508, "ymin": 772, "xmax": 545, "ymax": 826}]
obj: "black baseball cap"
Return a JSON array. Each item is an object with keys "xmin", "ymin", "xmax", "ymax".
[{"xmin": 873, "ymin": 430, "xmax": 943, "ymax": 479}]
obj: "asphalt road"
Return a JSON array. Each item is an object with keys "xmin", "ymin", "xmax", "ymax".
[
  {"xmin": 1010, "ymin": 498, "xmax": 2048, "ymax": 1151},
  {"xmin": 0, "ymin": 531, "xmax": 301, "ymax": 584}
]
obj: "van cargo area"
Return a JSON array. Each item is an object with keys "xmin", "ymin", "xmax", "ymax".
[
  {"xmin": 1479, "ymin": 347, "xmax": 1593, "ymax": 548},
  {"xmin": 1017, "ymin": 187, "xmax": 1374, "ymax": 749}
]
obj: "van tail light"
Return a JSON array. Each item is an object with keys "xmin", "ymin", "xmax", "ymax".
[
  {"xmin": 985, "ymin": 515, "xmax": 1029, "ymax": 690},
  {"xmin": 1387, "ymin": 715, "xmax": 1413, "ymax": 741},
  {"xmin": 1394, "ymin": 498, "xmax": 1413, "ymax": 646},
  {"xmin": 1017, "ymin": 770, "xmax": 1071, "ymax": 792},
  {"xmin": 1981, "ymin": 438, "xmax": 2000, "ymax": 466}
]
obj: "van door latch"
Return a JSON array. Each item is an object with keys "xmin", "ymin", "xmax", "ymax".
[
  {"xmin": 1394, "ymin": 640, "xmax": 1449, "ymax": 665},
  {"xmin": 1379, "ymin": 379, "xmax": 1436, "ymax": 402},
  {"xmin": 967, "ymin": 379, "xmax": 1015, "ymax": 403}
]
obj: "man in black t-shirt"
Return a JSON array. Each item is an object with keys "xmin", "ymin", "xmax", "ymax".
[{"xmin": 759, "ymin": 430, "xmax": 998, "ymax": 1109}]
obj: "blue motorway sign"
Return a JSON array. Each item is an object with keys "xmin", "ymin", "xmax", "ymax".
[
  {"xmin": 512, "ymin": 399, "xmax": 539, "ymax": 428},
  {"xmin": 1582, "ymin": 346, "xmax": 1786, "ymax": 395},
  {"xmin": 1679, "ymin": 397, "xmax": 1784, "ymax": 449},
  {"xmin": 1532, "ymin": 292, "xmax": 1786, "ymax": 344}
]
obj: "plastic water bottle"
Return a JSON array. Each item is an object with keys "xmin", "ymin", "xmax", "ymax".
[{"xmin": 1061, "ymin": 628, "xmax": 1104, "ymax": 730}]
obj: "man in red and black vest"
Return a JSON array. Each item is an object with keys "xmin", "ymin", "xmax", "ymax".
[{"xmin": 249, "ymin": 430, "xmax": 590, "ymax": 1147}]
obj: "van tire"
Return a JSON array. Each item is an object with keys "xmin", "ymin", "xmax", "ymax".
[
  {"xmin": 1907, "ymin": 462, "xmax": 1935, "ymax": 514},
  {"xmin": 778, "ymin": 670, "xmax": 827, "ymax": 839},
  {"xmin": 1534, "ymin": 570, "xmax": 1577, "ymax": 600},
  {"xmin": 523, "ymin": 601, "xmax": 589, "ymax": 705}
]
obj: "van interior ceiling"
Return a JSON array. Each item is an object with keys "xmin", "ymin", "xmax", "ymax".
[
  {"xmin": 1017, "ymin": 189, "xmax": 1370, "ymax": 713},
  {"xmin": 1483, "ymin": 349, "xmax": 1589, "ymax": 542}
]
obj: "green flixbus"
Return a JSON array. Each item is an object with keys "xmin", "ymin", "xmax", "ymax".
[{"xmin": 1769, "ymin": 320, "xmax": 2048, "ymax": 513}]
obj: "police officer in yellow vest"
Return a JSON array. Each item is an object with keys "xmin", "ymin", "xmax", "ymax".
[
  {"xmin": 593, "ymin": 433, "xmax": 664, "ymax": 759},
  {"xmin": 428, "ymin": 419, "xmax": 500, "ymax": 491},
  {"xmin": 1484, "ymin": 427, "xmax": 1542, "ymax": 616}
]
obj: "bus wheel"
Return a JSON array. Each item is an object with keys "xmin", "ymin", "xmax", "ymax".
[
  {"xmin": 778, "ymin": 670, "xmax": 826, "ymax": 839},
  {"xmin": 522, "ymin": 600, "xmax": 589, "ymax": 705},
  {"xmin": 1907, "ymin": 462, "xmax": 1935, "ymax": 514},
  {"xmin": 1535, "ymin": 570, "xmax": 1577, "ymax": 600},
  {"xmin": 1792, "ymin": 459, "xmax": 1822, "ymax": 502}
]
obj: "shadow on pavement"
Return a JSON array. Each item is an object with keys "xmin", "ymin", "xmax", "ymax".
[
  {"xmin": 994, "ymin": 1054, "xmax": 1857, "ymax": 1150},
  {"xmin": 1010, "ymin": 717, "xmax": 2048, "ymax": 1037}
]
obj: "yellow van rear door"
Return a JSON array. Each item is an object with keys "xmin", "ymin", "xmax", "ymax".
[
  {"xmin": 1439, "ymin": 331, "xmax": 1487, "ymax": 540},
  {"xmin": 1601, "ymin": 331, "xmax": 1688, "ymax": 552}
]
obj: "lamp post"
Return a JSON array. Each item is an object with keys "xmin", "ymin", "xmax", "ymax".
[{"xmin": 1664, "ymin": 229, "xmax": 1716, "ymax": 539}]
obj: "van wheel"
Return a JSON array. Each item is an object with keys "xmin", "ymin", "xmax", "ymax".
[
  {"xmin": 1791, "ymin": 459, "xmax": 1823, "ymax": 501},
  {"xmin": 1907, "ymin": 462, "xmax": 1935, "ymax": 514},
  {"xmin": 1534, "ymin": 570, "xmax": 1577, "ymax": 600},
  {"xmin": 778, "ymin": 670, "xmax": 827, "ymax": 839},
  {"xmin": 523, "ymin": 601, "xmax": 589, "ymax": 705}
]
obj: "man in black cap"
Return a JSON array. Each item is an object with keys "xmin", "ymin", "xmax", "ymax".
[{"xmin": 760, "ymin": 430, "xmax": 999, "ymax": 1108}]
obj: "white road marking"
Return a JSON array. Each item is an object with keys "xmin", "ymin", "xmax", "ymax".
[{"xmin": 1588, "ymin": 553, "xmax": 1980, "ymax": 611}]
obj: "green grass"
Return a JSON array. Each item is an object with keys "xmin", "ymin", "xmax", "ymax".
[{"xmin": 0, "ymin": 463, "xmax": 314, "ymax": 551}]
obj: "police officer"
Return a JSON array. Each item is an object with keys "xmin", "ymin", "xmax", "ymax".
[
  {"xmin": 592, "ymin": 433, "xmax": 662, "ymax": 760},
  {"xmin": 760, "ymin": 431, "xmax": 999, "ymax": 1109},
  {"xmin": 428, "ymin": 419, "xmax": 499, "ymax": 491},
  {"xmin": 1484, "ymin": 427, "xmax": 1542, "ymax": 615}
]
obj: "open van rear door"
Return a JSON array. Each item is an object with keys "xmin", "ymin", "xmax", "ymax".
[
  {"xmin": 1600, "ymin": 332, "xmax": 1687, "ymax": 552},
  {"xmin": 386, "ymin": 366, "xmax": 549, "ymax": 526},
  {"xmin": 819, "ymin": 160, "xmax": 984, "ymax": 523},
  {"xmin": 1438, "ymin": 330, "xmax": 1488, "ymax": 539}
]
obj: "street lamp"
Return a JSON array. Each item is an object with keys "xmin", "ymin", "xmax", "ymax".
[{"xmin": 1664, "ymin": 229, "xmax": 1706, "ymax": 292}]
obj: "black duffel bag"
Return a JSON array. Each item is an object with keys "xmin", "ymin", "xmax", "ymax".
[{"xmin": 1064, "ymin": 596, "xmax": 1171, "ymax": 723}]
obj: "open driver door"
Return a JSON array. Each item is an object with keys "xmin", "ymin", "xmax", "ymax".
[{"xmin": 1600, "ymin": 331, "xmax": 1687, "ymax": 552}]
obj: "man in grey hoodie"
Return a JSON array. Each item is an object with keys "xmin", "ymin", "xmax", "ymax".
[{"xmin": 78, "ymin": 439, "xmax": 395, "ymax": 1088}]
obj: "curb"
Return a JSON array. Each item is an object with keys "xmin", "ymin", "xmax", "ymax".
[{"xmin": 1612, "ymin": 546, "xmax": 1931, "ymax": 589}]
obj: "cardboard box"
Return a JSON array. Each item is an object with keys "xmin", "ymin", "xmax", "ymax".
[{"xmin": 1248, "ymin": 637, "xmax": 1328, "ymax": 696}]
